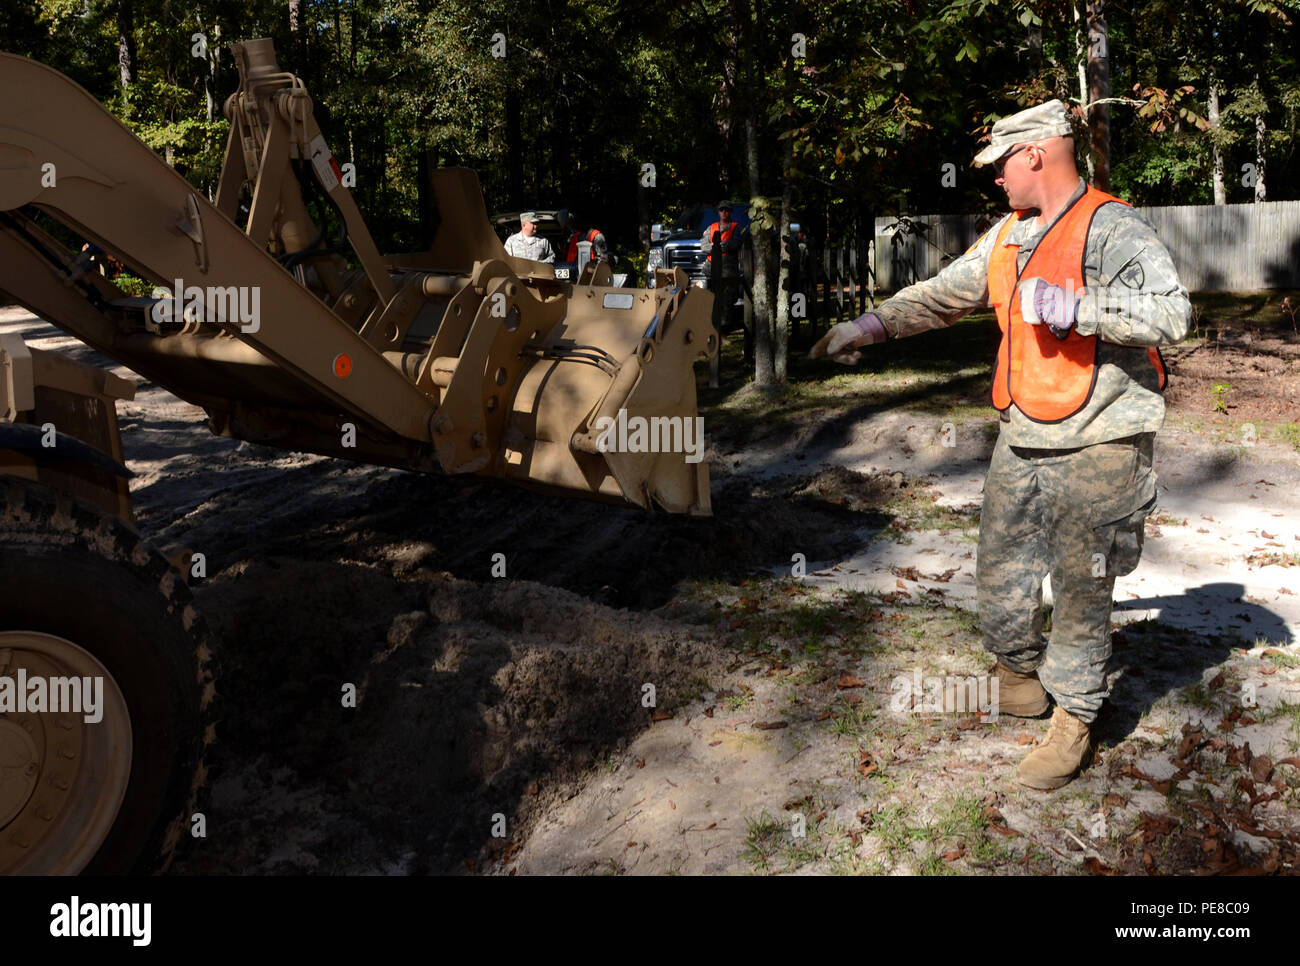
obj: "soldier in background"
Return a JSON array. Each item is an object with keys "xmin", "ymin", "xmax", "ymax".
[
  {"xmin": 700, "ymin": 200, "xmax": 747, "ymax": 388},
  {"xmin": 557, "ymin": 209, "xmax": 610, "ymax": 264},
  {"xmin": 504, "ymin": 211, "xmax": 555, "ymax": 263},
  {"xmin": 812, "ymin": 100, "xmax": 1191, "ymax": 790}
]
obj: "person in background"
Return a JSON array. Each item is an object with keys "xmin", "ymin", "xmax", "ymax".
[
  {"xmin": 700, "ymin": 200, "xmax": 747, "ymax": 388},
  {"xmin": 504, "ymin": 212, "xmax": 555, "ymax": 263}
]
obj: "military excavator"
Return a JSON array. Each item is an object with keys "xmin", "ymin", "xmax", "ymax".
[{"xmin": 0, "ymin": 39, "xmax": 716, "ymax": 874}]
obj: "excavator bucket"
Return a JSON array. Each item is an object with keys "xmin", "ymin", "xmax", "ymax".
[{"xmin": 0, "ymin": 40, "xmax": 715, "ymax": 514}]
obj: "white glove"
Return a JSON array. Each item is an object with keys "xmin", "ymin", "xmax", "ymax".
[
  {"xmin": 809, "ymin": 312, "xmax": 888, "ymax": 365},
  {"xmin": 1019, "ymin": 276, "xmax": 1081, "ymax": 339}
]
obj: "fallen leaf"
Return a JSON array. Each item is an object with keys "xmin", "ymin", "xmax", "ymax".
[
  {"xmin": 943, "ymin": 845, "xmax": 966, "ymax": 862},
  {"xmin": 652, "ymin": 710, "xmax": 673, "ymax": 722},
  {"xmin": 816, "ymin": 711, "xmax": 832, "ymax": 721},
  {"xmin": 708, "ymin": 740, "xmax": 722, "ymax": 746},
  {"xmin": 1250, "ymin": 755, "xmax": 1274, "ymax": 783},
  {"xmin": 1084, "ymin": 856, "xmax": 1117, "ymax": 875},
  {"xmin": 1103, "ymin": 793, "xmax": 1127, "ymax": 808},
  {"xmin": 837, "ymin": 672, "xmax": 865, "ymax": 689},
  {"xmin": 1017, "ymin": 732, "xmax": 1035, "ymax": 746},
  {"xmin": 753, "ymin": 720, "xmax": 789, "ymax": 730},
  {"xmin": 636, "ymin": 759, "xmax": 646, "ymax": 769}
]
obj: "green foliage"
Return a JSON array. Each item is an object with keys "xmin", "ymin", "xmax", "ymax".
[
  {"xmin": 1210, "ymin": 382, "xmax": 1232, "ymax": 413},
  {"xmin": 8, "ymin": 0, "xmax": 1298, "ymax": 265}
]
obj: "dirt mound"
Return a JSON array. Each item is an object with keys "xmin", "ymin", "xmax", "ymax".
[
  {"xmin": 153, "ymin": 453, "xmax": 919, "ymax": 874},
  {"xmin": 173, "ymin": 569, "xmax": 727, "ymax": 874}
]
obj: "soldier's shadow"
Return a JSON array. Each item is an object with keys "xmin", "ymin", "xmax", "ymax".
[{"xmin": 1095, "ymin": 582, "xmax": 1292, "ymax": 743}]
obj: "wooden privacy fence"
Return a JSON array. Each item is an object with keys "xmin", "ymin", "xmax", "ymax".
[
  {"xmin": 868, "ymin": 199, "xmax": 1300, "ymax": 295},
  {"xmin": 790, "ymin": 214, "xmax": 1001, "ymax": 331}
]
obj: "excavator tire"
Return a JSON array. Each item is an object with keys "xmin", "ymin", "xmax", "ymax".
[{"xmin": 0, "ymin": 476, "xmax": 215, "ymax": 874}]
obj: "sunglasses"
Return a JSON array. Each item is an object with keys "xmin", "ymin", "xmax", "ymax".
[{"xmin": 993, "ymin": 144, "xmax": 1028, "ymax": 176}]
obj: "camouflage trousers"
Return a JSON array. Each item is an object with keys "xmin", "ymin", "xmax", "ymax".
[{"xmin": 976, "ymin": 428, "xmax": 1157, "ymax": 723}]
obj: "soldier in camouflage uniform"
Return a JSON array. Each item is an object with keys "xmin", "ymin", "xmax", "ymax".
[
  {"xmin": 504, "ymin": 211, "xmax": 556, "ymax": 263},
  {"xmin": 811, "ymin": 100, "xmax": 1191, "ymax": 789}
]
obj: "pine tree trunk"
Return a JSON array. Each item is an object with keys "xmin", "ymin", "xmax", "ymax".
[
  {"xmin": 1255, "ymin": 113, "xmax": 1267, "ymax": 202},
  {"xmin": 774, "ymin": 47, "xmax": 796, "ymax": 385},
  {"xmin": 775, "ymin": 177, "xmax": 792, "ymax": 384},
  {"xmin": 1208, "ymin": 75, "xmax": 1225, "ymax": 205},
  {"xmin": 746, "ymin": 119, "xmax": 774, "ymax": 387},
  {"xmin": 1085, "ymin": 2, "xmax": 1109, "ymax": 191},
  {"xmin": 289, "ymin": 0, "xmax": 303, "ymax": 74},
  {"xmin": 1073, "ymin": 3, "xmax": 1092, "ymax": 182},
  {"xmin": 506, "ymin": 91, "xmax": 523, "ymax": 209},
  {"xmin": 117, "ymin": 0, "xmax": 136, "ymax": 92}
]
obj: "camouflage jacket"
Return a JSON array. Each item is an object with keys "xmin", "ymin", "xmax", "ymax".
[
  {"xmin": 872, "ymin": 178, "xmax": 1192, "ymax": 447},
  {"xmin": 504, "ymin": 231, "xmax": 556, "ymax": 264}
]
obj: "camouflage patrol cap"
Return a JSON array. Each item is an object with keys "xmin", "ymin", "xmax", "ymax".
[
  {"xmin": 520, "ymin": 211, "xmax": 539, "ymax": 223},
  {"xmin": 972, "ymin": 99, "xmax": 1073, "ymax": 166}
]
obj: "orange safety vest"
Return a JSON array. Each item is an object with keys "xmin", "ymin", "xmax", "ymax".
[
  {"xmin": 704, "ymin": 222, "xmax": 739, "ymax": 263},
  {"xmin": 566, "ymin": 229, "xmax": 602, "ymax": 262},
  {"xmin": 988, "ymin": 187, "xmax": 1168, "ymax": 422}
]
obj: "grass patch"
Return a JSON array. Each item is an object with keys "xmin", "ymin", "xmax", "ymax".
[
  {"xmin": 685, "ymin": 578, "xmax": 887, "ymax": 658},
  {"xmin": 1263, "ymin": 649, "xmax": 1300, "ymax": 670}
]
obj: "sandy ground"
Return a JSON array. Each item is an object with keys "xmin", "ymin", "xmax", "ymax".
[{"xmin": 3, "ymin": 304, "xmax": 1298, "ymax": 875}]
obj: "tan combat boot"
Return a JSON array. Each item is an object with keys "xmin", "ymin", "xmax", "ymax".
[
  {"xmin": 992, "ymin": 662, "xmax": 1050, "ymax": 717},
  {"xmin": 1016, "ymin": 706, "xmax": 1093, "ymax": 790}
]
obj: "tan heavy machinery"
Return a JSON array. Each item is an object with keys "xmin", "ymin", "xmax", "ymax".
[{"xmin": 0, "ymin": 39, "xmax": 716, "ymax": 874}]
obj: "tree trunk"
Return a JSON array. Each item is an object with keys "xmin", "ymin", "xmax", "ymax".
[
  {"xmin": 553, "ymin": 79, "xmax": 570, "ymax": 205},
  {"xmin": 289, "ymin": 0, "xmax": 303, "ymax": 74},
  {"xmin": 775, "ymin": 177, "xmax": 792, "ymax": 384},
  {"xmin": 637, "ymin": 176, "xmax": 650, "ymax": 253},
  {"xmin": 1255, "ymin": 113, "xmax": 1267, "ymax": 202},
  {"xmin": 1085, "ymin": 2, "xmax": 1109, "ymax": 190},
  {"xmin": 1073, "ymin": 2, "xmax": 1092, "ymax": 182},
  {"xmin": 741, "ymin": 0, "xmax": 774, "ymax": 387},
  {"xmin": 117, "ymin": 0, "xmax": 136, "ymax": 92},
  {"xmin": 1208, "ymin": 74, "xmax": 1225, "ymax": 204},
  {"xmin": 774, "ymin": 46, "xmax": 797, "ymax": 385},
  {"xmin": 506, "ymin": 91, "xmax": 523, "ymax": 209}
]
